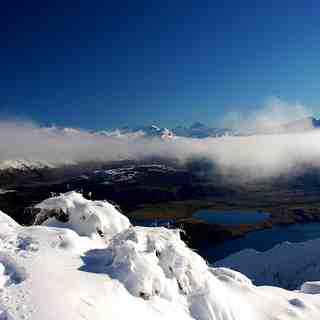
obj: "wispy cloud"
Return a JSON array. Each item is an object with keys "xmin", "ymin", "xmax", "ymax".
[{"xmin": 220, "ymin": 97, "xmax": 312, "ymax": 133}]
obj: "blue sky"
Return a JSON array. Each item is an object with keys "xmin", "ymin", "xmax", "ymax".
[{"xmin": 1, "ymin": 1, "xmax": 320, "ymax": 129}]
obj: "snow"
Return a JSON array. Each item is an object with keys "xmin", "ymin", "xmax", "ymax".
[
  {"xmin": 34, "ymin": 191, "xmax": 131, "ymax": 240},
  {"xmin": 95, "ymin": 128, "xmax": 146, "ymax": 139},
  {"xmin": 215, "ymin": 239, "xmax": 320, "ymax": 289},
  {"xmin": 0, "ymin": 189, "xmax": 16, "ymax": 195},
  {"xmin": 0, "ymin": 160, "xmax": 56, "ymax": 171},
  {"xmin": 1, "ymin": 192, "xmax": 320, "ymax": 319}
]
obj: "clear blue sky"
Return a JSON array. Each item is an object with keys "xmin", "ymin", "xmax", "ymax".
[{"xmin": 1, "ymin": 1, "xmax": 320, "ymax": 129}]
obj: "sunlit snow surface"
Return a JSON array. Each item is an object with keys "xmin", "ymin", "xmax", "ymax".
[{"xmin": 1, "ymin": 192, "xmax": 320, "ymax": 319}]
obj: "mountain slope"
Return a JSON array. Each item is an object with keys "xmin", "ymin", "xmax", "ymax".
[{"xmin": 215, "ymin": 238, "xmax": 320, "ymax": 289}]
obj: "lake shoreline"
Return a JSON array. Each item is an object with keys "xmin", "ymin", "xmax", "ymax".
[{"xmin": 128, "ymin": 200, "xmax": 320, "ymax": 251}]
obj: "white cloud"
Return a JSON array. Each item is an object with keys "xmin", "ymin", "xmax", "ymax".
[
  {"xmin": 221, "ymin": 97, "xmax": 312, "ymax": 133},
  {"xmin": 0, "ymin": 98, "xmax": 319, "ymax": 182}
]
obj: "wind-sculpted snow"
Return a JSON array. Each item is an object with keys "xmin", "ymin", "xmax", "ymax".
[
  {"xmin": 34, "ymin": 191, "xmax": 131, "ymax": 240},
  {"xmin": 107, "ymin": 227, "xmax": 209, "ymax": 299},
  {"xmin": 80, "ymin": 226, "xmax": 248, "ymax": 319},
  {"xmin": 1, "ymin": 192, "xmax": 320, "ymax": 319}
]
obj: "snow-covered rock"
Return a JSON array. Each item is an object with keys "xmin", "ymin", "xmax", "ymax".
[
  {"xmin": 34, "ymin": 191, "xmax": 131, "ymax": 240},
  {"xmin": 1, "ymin": 192, "xmax": 320, "ymax": 319},
  {"xmin": 107, "ymin": 226, "xmax": 210, "ymax": 299}
]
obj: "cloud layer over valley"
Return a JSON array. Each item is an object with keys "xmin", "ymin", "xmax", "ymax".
[{"xmin": 1, "ymin": 99, "xmax": 319, "ymax": 182}]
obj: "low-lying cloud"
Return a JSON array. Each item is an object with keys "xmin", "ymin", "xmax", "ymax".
[{"xmin": 1, "ymin": 98, "xmax": 319, "ymax": 183}]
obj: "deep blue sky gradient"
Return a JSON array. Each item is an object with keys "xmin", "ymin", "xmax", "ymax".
[{"xmin": 1, "ymin": 1, "xmax": 320, "ymax": 129}]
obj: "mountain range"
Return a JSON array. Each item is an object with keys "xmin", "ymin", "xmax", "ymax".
[{"xmin": 100, "ymin": 117, "xmax": 320, "ymax": 139}]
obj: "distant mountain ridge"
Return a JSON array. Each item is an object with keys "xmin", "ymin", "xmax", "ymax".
[
  {"xmin": 172, "ymin": 122, "xmax": 232, "ymax": 138},
  {"xmin": 97, "ymin": 122, "xmax": 233, "ymax": 139},
  {"xmin": 100, "ymin": 117, "xmax": 320, "ymax": 138}
]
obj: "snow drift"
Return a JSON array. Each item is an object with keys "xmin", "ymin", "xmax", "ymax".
[{"xmin": 1, "ymin": 192, "xmax": 320, "ymax": 319}]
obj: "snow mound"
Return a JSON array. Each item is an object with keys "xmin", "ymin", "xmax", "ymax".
[
  {"xmin": 75, "ymin": 226, "xmax": 254, "ymax": 319},
  {"xmin": 107, "ymin": 226, "xmax": 210, "ymax": 299},
  {"xmin": 0, "ymin": 211, "xmax": 19, "ymax": 238},
  {"xmin": 34, "ymin": 191, "xmax": 131, "ymax": 240},
  {"xmin": 210, "ymin": 267, "xmax": 253, "ymax": 286}
]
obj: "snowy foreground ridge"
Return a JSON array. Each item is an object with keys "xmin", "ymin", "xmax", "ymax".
[{"xmin": 1, "ymin": 192, "xmax": 320, "ymax": 319}]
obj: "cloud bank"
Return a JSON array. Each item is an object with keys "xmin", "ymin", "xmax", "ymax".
[
  {"xmin": 220, "ymin": 97, "xmax": 312, "ymax": 133},
  {"xmin": 0, "ymin": 99, "xmax": 319, "ymax": 182}
]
